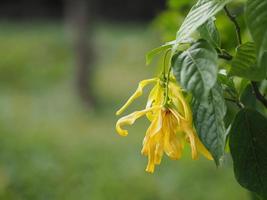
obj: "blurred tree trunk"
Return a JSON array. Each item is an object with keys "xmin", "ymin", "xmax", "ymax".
[{"xmin": 64, "ymin": 0, "xmax": 95, "ymax": 108}]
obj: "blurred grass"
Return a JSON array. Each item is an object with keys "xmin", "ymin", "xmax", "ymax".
[{"xmin": 0, "ymin": 22, "xmax": 249, "ymax": 200}]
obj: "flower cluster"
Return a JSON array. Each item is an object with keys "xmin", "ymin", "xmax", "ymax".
[{"xmin": 116, "ymin": 74, "xmax": 212, "ymax": 173}]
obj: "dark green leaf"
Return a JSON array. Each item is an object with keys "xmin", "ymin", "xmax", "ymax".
[
  {"xmin": 246, "ymin": 0, "xmax": 267, "ymax": 78},
  {"xmin": 224, "ymin": 101, "xmax": 239, "ymax": 128},
  {"xmin": 230, "ymin": 109, "xmax": 267, "ymax": 199},
  {"xmin": 198, "ymin": 18, "xmax": 221, "ymax": 48},
  {"xmin": 240, "ymin": 85, "xmax": 266, "ymax": 116},
  {"xmin": 218, "ymin": 73, "xmax": 236, "ymax": 94},
  {"xmin": 230, "ymin": 42, "xmax": 266, "ymax": 81},
  {"xmin": 172, "ymin": 39, "xmax": 218, "ymax": 101},
  {"xmin": 192, "ymin": 84, "xmax": 227, "ymax": 165}
]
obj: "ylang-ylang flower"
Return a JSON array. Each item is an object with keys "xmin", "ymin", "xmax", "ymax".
[{"xmin": 116, "ymin": 75, "xmax": 212, "ymax": 173}]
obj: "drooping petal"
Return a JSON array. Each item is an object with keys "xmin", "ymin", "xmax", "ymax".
[
  {"xmin": 116, "ymin": 106, "xmax": 161, "ymax": 136},
  {"xmin": 154, "ymin": 140, "xmax": 164, "ymax": 165},
  {"xmin": 146, "ymin": 142, "xmax": 156, "ymax": 173},
  {"xmin": 142, "ymin": 110, "xmax": 162, "ymax": 156},
  {"xmin": 184, "ymin": 128, "xmax": 198, "ymax": 160},
  {"xmin": 195, "ymin": 135, "xmax": 213, "ymax": 160},
  {"xmin": 163, "ymin": 112, "xmax": 182, "ymax": 160},
  {"xmin": 169, "ymin": 107, "xmax": 183, "ymax": 125},
  {"xmin": 116, "ymin": 78, "xmax": 158, "ymax": 115},
  {"xmin": 169, "ymin": 81, "xmax": 192, "ymax": 122}
]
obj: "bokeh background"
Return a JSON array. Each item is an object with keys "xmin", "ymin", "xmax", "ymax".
[{"xmin": 0, "ymin": 0, "xmax": 251, "ymax": 199}]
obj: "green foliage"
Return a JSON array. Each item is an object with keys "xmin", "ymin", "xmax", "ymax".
[
  {"xmin": 192, "ymin": 84, "xmax": 227, "ymax": 165},
  {"xmin": 246, "ymin": 0, "xmax": 267, "ymax": 77},
  {"xmin": 150, "ymin": 0, "xmax": 267, "ymax": 198},
  {"xmin": 174, "ymin": 0, "xmax": 232, "ymax": 49},
  {"xmin": 172, "ymin": 39, "xmax": 218, "ymax": 101},
  {"xmin": 198, "ymin": 19, "xmax": 221, "ymax": 49},
  {"xmin": 229, "ymin": 109, "xmax": 267, "ymax": 199},
  {"xmin": 230, "ymin": 42, "xmax": 266, "ymax": 81}
]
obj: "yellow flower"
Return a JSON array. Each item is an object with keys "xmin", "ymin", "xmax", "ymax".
[
  {"xmin": 142, "ymin": 106, "xmax": 213, "ymax": 173},
  {"xmin": 115, "ymin": 76, "xmax": 212, "ymax": 173}
]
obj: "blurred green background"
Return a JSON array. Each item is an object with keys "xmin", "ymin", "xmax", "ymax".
[{"xmin": 0, "ymin": 0, "xmax": 251, "ymax": 199}]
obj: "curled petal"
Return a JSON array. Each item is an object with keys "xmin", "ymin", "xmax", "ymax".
[
  {"xmin": 116, "ymin": 106, "xmax": 161, "ymax": 136},
  {"xmin": 116, "ymin": 78, "xmax": 158, "ymax": 115}
]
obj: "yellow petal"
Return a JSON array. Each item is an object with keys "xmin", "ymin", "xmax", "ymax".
[
  {"xmin": 116, "ymin": 78, "xmax": 158, "ymax": 115},
  {"xmin": 154, "ymin": 141, "xmax": 164, "ymax": 165},
  {"xmin": 169, "ymin": 107, "xmax": 183, "ymax": 124},
  {"xmin": 145, "ymin": 143, "xmax": 156, "ymax": 173},
  {"xmin": 163, "ymin": 113, "xmax": 182, "ymax": 160},
  {"xmin": 142, "ymin": 110, "xmax": 162, "ymax": 155},
  {"xmin": 195, "ymin": 134, "xmax": 213, "ymax": 160},
  {"xmin": 146, "ymin": 82, "xmax": 164, "ymax": 121},
  {"xmin": 116, "ymin": 106, "xmax": 161, "ymax": 136},
  {"xmin": 185, "ymin": 128, "xmax": 198, "ymax": 160},
  {"xmin": 169, "ymin": 81, "xmax": 192, "ymax": 122},
  {"xmin": 146, "ymin": 81, "xmax": 164, "ymax": 108}
]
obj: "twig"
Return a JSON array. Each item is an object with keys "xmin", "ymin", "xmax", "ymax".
[
  {"xmin": 224, "ymin": 6, "xmax": 242, "ymax": 45},
  {"xmin": 218, "ymin": 53, "xmax": 233, "ymax": 61},
  {"xmin": 251, "ymin": 82, "xmax": 267, "ymax": 108},
  {"xmin": 225, "ymin": 98, "xmax": 244, "ymax": 109},
  {"xmin": 224, "ymin": 5, "xmax": 267, "ymax": 108}
]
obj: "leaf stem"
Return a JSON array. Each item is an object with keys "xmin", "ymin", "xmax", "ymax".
[
  {"xmin": 164, "ymin": 61, "xmax": 172, "ymax": 106},
  {"xmin": 163, "ymin": 49, "xmax": 171, "ymax": 79}
]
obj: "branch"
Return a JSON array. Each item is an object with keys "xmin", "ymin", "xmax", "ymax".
[
  {"xmin": 224, "ymin": 6, "xmax": 242, "ymax": 45},
  {"xmin": 225, "ymin": 98, "xmax": 244, "ymax": 109},
  {"xmin": 218, "ymin": 53, "xmax": 233, "ymax": 61},
  {"xmin": 224, "ymin": 6, "xmax": 267, "ymax": 108},
  {"xmin": 251, "ymin": 82, "xmax": 267, "ymax": 108}
]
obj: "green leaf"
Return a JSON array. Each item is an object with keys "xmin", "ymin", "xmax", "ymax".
[
  {"xmin": 246, "ymin": 0, "xmax": 267, "ymax": 78},
  {"xmin": 172, "ymin": 39, "xmax": 218, "ymax": 101},
  {"xmin": 146, "ymin": 40, "xmax": 175, "ymax": 65},
  {"xmin": 230, "ymin": 42, "xmax": 266, "ymax": 81},
  {"xmin": 240, "ymin": 85, "xmax": 266, "ymax": 116},
  {"xmin": 230, "ymin": 109, "xmax": 267, "ymax": 199},
  {"xmin": 218, "ymin": 73, "xmax": 236, "ymax": 94},
  {"xmin": 198, "ymin": 18, "xmax": 221, "ymax": 49},
  {"xmin": 192, "ymin": 84, "xmax": 227, "ymax": 165},
  {"xmin": 174, "ymin": 0, "xmax": 232, "ymax": 49}
]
